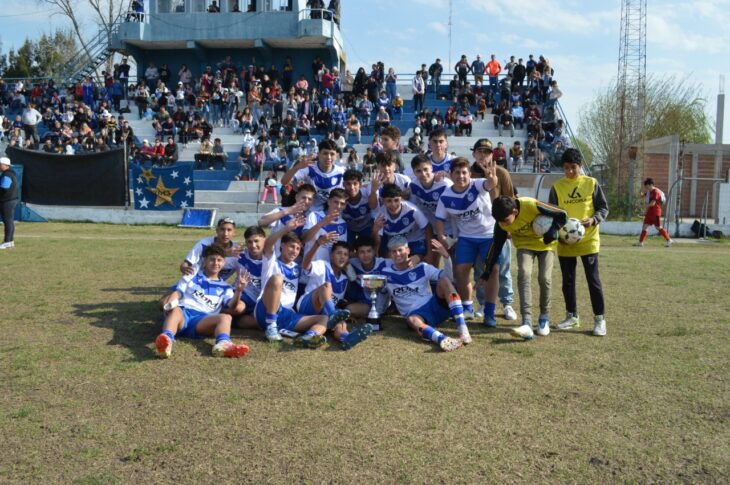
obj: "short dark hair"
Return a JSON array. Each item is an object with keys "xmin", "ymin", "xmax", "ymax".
[
  {"xmin": 217, "ymin": 217, "xmax": 236, "ymax": 228},
  {"xmin": 449, "ymin": 157, "xmax": 470, "ymax": 172},
  {"xmin": 343, "ymin": 169, "xmax": 363, "ymax": 183},
  {"xmin": 381, "ymin": 183, "xmax": 402, "ymax": 199},
  {"xmin": 561, "ymin": 148, "xmax": 583, "ymax": 166},
  {"xmin": 332, "ymin": 241, "xmax": 350, "ymax": 253},
  {"xmin": 329, "ymin": 188, "xmax": 347, "ymax": 200},
  {"xmin": 491, "ymin": 196, "xmax": 517, "ymax": 221},
  {"xmin": 202, "ymin": 244, "xmax": 226, "ymax": 259},
  {"xmin": 244, "ymin": 225, "xmax": 266, "ymax": 239},
  {"xmin": 428, "ymin": 127, "xmax": 447, "ymax": 141},
  {"xmin": 281, "ymin": 232, "xmax": 302, "ymax": 246},
  {"xmin": 380, "ymin": 125, "xmax": 401, "ymax": 140},
  {"xmin": 643, "ymin": 177, "xmax": 654, "ymax": 186},
  {"xmin": 410, "ymin": 154, "xmax": 431, "ymax": 169},
  {"xmin": 376, "ymin": 151, "xmax": 396, "ymax": 167},
  {"xmin": 318, "ymin": 139, "xmax": 338, "ymax": 152},
  {"xmin": 354, "ymin": 236, "xmax": 376, "ymax": 250},
  {"xmin": 297, "ymin": 183, "xmax": 317, "ymax": 195}
]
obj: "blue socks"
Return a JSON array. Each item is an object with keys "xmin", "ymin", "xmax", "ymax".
[
  {"xmin": 338, "ymin": 331, "xmax": 350, "ymax": 342},
  {"xmin": 322, "ymin": 299, "xmax": 336, "ymax": 316},
  {"xmin": 420, "ymin": 325, "xmax": 445, "ymax": 344},
  {"xmin": 266, "ymin": 313, "xmax": 278, "ymax": 327},
  {"xmin": 484, "ymin": 302, "xmax": 496, "ymax": 319},
  {"xmin": 215, "ymin": 333, "xmax": 231, "ymax": 344},
  {"xmin": 162, "ymin": 330, "xmax": 175, "ymax": 341},
  {"xmin": 463, "ymin": 300, "xmax": 474, "ymax": 314},
  {"xmin": 448, "ymin": 295, "xmax": 466, "ymax": 328},
  {"xmin": 303, "ymin": 329, "xmax": 319, "ymax": 339}
]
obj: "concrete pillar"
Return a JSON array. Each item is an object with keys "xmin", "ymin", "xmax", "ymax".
[{"xmin": 690, "ymin": 153, "xmax": 698, "ymax": 216}]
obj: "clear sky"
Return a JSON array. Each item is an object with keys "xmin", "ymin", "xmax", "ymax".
[{"xmin": 2, "ymin": 0, "xmax": 728, "ymax": 141}]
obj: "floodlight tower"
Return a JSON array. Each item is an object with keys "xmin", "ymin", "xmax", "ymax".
[
  {"xmin": 616, "ymin": 0, "xmax": 647, "ymax": 217},
  {"xmin": 448, "ymin": 0, "xmax": 453, "ymax": 72}
]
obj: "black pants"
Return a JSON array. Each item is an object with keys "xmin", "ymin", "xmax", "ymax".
[
  {"xmin": 558, "ymin": 253, "xmax": 605, "ymax": 316},
  {"xmin": 1, "ymin": 199, "xmax": 16, "ymax": 243}
]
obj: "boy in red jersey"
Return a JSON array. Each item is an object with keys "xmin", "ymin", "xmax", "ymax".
[{"xmin": 634, "ymin": 178, "xmax": 672, "ymax": 247}]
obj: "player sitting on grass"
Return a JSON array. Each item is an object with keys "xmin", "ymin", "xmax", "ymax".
[
  {"xmin": 233, "ymin": 226, "xmax": 266, "ymax": 329},
  {"xmin": 342, "ymin": 169, "xmax": 374, "ymax": 245},
  {"xmin": 255, "ymin": 216, "xmax": 346, "ymax": 348},
  {"xmin": 381, "ymin": 236, "xmax": 469, "ymax": 351},
  {"xmin": 548, "ymin": 148, "xmax": 609, "ymax": 336},
  {"xmin": 299, "ymin": 235, "xmax": 373, "ymax": 350},
  {"xmin": 435, "ymin": 157, "xmax": 499, "ymax": 327},
  {"xmin": 487, "ymin": 196, "xmax": 567, "ymax": 340},
  {"xmin": 156, "ymin": 244, "xmax": 251, "ymax": 359},
  {"xmin": 344, "ymin": 237, "xmax": 391, "ymax": 316},
  {"xmin": 159, "ymin": 217, "xmax": 242, "ymax": 311},
  {"xmin": 373, "ymin": 183, "xmax": 431, "ymax": 260},
  {"xmin": 302, "ymin": 188, "xmax": 348, "ymax": 263},
  {"xmin": 368, "ymin": 151, "xmax": 411, "ymax": 210}
]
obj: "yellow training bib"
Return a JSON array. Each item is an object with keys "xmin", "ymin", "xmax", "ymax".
[
  {"xmin": 552, "ymin": 176, "xmax": 600, "ymax": 257},
  {"xmin": 499, "ymin": 197, "xmax": 557, "ymax": 252}
]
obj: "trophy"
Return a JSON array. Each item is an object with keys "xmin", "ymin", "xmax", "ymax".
[{"xmin": 360, "ymin": 274, "xmax": 388, "ymax": 331}]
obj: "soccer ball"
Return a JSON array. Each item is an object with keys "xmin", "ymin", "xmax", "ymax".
[
  {"xmin": 532, "ymin": 215, "xmax": 553, "ymax": 236},
  {"xmin": 559, "ymin": 218, "xmax": 586, "ymax": 245}
]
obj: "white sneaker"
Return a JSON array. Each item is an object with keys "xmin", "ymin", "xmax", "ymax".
[
  {"xmin": 510, "ymin": 323, "xmax": 534, "ymax": 340},
  {"xmin": 503, "ymin": 305, "xmax": 517, "ymax": 321},
  {"xmin": 458, "ymin": 326, "xmax": 472, "ymax": 345},
  {"xmin": 555, "ymin": 313, "xmax": 580, "ymax": 330},
  {"xmin": 633, "ymin": 242, "xmax": 644, "ymax": 247},
  {"xmin": 439, "ymin": 336, "xmax": 463, "ymax": 352},
  {"xmin": 0, "ymin": 243, "xmax": 8, "ymax": 250},
  {"xmin": 537, "ymin": 314, "xmax": 550, "ymax": 336},
  {"xmin": 265, "ymin": 324, "xmax": 283, "ymax": 342},
  {"xmin": 665, "ymin": 239, "xmax": 673, "ymax": 247},
  {"xmin": 593, "ymin": 315, "xmax": 607, "ymax": 336}
]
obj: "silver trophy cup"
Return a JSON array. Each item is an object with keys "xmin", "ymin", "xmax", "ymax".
[{"xmin": 360, "ymin": 274, "xmax": 387, "ymax": 331}]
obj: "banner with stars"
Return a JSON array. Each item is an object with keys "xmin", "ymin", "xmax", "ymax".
[{"xmin": 131, "ymin": 165, "xmax": 195, "ymax": 211}]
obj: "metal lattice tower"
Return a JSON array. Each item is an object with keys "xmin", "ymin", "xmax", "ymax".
[{"xmin": 616, "ymin": 0, "xmax": 647, "ymax": 215}]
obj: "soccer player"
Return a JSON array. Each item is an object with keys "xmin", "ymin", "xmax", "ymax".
[
  {"xmin": 488, "ymin": 196, "xmax": 567, "ymax": 340},
  {"xmin": 257, "ymin": 183, "xmax": 316, "ymax": 254},
  {"xmin": 344, "ymin": 237, "xmax": 391, "ymax": 317},
  {"xmin": 548, "ymin": 148, "xmax": 609, "ymax": 336},
  {"xmin": 342, "ymin": 169, "xmax": 373, "ymax": 245},
  {"xmin": 379, "ymin": 125, "xmax": 404, "ymax": 173},
  {"xmin": 634, "ymin": 177, "xmax": 672, "ymax": 247},
  {"xmin": 373, "ymin": 184, "xmax": 431, "ymax": 260},
  {"xmin": 368, "ymin": 151, "xmax": 411, "ymax": 210},
  {"xmin": 302, "ymin": 188, "xmax": 349, "ymax": 262},
  {"xmin": 155, "ymin": 244, "xmax": 251, "ymax": 359},
  {"xmin": 408, "ymin": 153, "xmax": 453, "ymax": 266},
  {"xmin": 280, "ymin": 139, "xmax": 344, "ymax": 212},
  {"xmin": 434, "ymin": 157, "xmax": 499, "ymax": 327},
  {"xmin": 381, "ymin": 236, "xmax": 469, "ymax": 351},
  {"xmin": 299, "ymin": 235, "xmax": 373, "ymax": 349},
  {"xmin": 233, "ymin": 226, "xmax": 266, "ymax": 329},
  {"xmin": 255, "ymin": 216, "xmax": 337, "ymax": 347},
  {"xmin": 427, "ymin": 127, "xmax": 453, "ymax": 176}
]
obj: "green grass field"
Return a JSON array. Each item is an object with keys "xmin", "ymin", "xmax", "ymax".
[{"xmin": 1, "ymin": 222, "xmax": 728, "ymax": 484}]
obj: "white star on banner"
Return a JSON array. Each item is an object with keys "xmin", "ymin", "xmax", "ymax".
[
  {"xmin": 183, "ymin": 176, "xmax": 192, "ymax": 186},
  {"xmin": 135, "ymin": 188, "xmax": 142, "ymax": 196},
  {"xmin": 186, "ymin": 190, "xmax": 193, "ymax": 198},
  {"xmin": 180, "ymin": 200, "xmax": 189, "ymax": 208},
  {"xmin": 137, "ymin": 177, "xmax": 143, "ymax": 184},
  {"xmin": 138, "ymin": 197, "xmax": 150, "ymax": 209},
  {"xmin": 171, "ymin": 170, "xmax": 179, "ymax": 179}
]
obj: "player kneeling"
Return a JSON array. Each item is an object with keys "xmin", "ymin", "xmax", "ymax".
[
  {"xmin": 156, "ymin": 244, "xmax": 251, "ymax": 359},
  {"xmin": 299, "ymin": 235, "xmax": 374, "ymax": 350},
  {"xmin": 381, "ymin": 236, "xmax": 470, "ymax": 351}
]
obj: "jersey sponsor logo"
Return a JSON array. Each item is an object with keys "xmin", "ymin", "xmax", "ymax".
[
  {"xmin": 456, "ymin": 207, "xmax": 482, "ymax": 220},
  {"xmin": 283, "ymin": 279, "xmax": 297, "ymax": 292},
  {"xmin": 568, "ymin": 187, "xmax": 582, "ymax": 199},
  {"xmin": 192, "ymin": 288, "xmax": 218, "ymax": 310},
  {"xmin": 393, "ymin": 285, "xmax": 420, "ymax": 298}
]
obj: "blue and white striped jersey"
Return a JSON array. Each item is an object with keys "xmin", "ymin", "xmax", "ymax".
[
  {"xmin": 175, "ymin": 272, "xmax": 234, "ymax": 315},
  {"xmin": 303, "ymin": 210, "xmax": 348, "ymax": 262},
  {"xmin": 259, "ymin": 254, "xmax": 301, "ymax": 310},
  {"xmin": 377, "ymin": 200, "xmax": 428, "ymax": 243},
  {"xmin": 236, "ymin": 250, "xmax": 263, "ymax": 302},
  {"xmin": 435, "ymin": 179, "xmax": 495, "ymax": 238},
  {"xmin": 294, "ymin": 162, "xmax": 345, "ymax": 212},
  {"xmin": 301, "ymin": 260, "xmax": 349, "ymax": 306},
  {"xmin": 380, "ymin": 262, "xmax": 443, "ymax": 315},
  {"xmin": 342, "ymin": 187, "xmax": 373, "ymax": 233},
  {"xmin": 184, "ymin": 236, "xmax": 239, "ymax": 282}
]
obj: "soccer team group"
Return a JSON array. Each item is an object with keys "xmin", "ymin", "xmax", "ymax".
[{"xmin": 154, "ymin": 128, "xmax": 616, "ymax": 358}]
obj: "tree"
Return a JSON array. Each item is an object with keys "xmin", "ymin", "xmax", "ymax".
[
  {"xmin": 578, "ymin": 75, "xmax": 711, "ymax": 216},
  {"xmin": 0, "ymin": 31, "xmax": 77, "ymax": 79}
]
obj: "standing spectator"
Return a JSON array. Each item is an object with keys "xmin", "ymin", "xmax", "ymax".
[
  {"xmin": 145, "ymin": 62, "xmax": 160, "ymax": 90},
  {"xmin": 0, "ymin": 157, "xmax": 18, "ymax": 250},
  {"xmin": 428, "ymin": 58, "xmax": 443, "ymax": 94},
  {"xmin": 385, "ymin": 68, "xmax": 398, "ymax": 103},
  {"xmin": 634, "ymin": 178, "xmax": 673, "ymax": 247},
  {"xmin": 21, "ymin": 103, "xmax": 43, "ymax": 147},
  {"xmin": 512, "ymin": 58, "xmax": 526, "ymax": 90},
  {"xmin": 471, "ymin": 55, "xmax": 485, "ymax": 86},
  {"xmin": 485, "ymin": 54, "xmax": 502, "ymax": 94},
  {"xmin": 411, "ymin": 71, "xmax": 425, "ymax": 114},
  {"xmin": 454, "ymin": 55, "xmax": 471, "ymax": 87}
]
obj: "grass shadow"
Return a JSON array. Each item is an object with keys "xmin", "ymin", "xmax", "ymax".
[{"xmin": 73, "ymin": 287, "xmax": 167, "ymax": 362}]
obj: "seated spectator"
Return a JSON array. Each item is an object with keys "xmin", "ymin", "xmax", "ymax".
[
  {"xmin": 509, "ymin": 141, "xmax": 524, "ymax": 172},
  {"xmin": 163, "ymin": 136, "xmax": 178, "ymax": 165},
  {"xmin": 331, "ymin": 105, "xmax": 346, "ymax": 132},
  {"xmin": 315, "ymin": 106, "xmax": 332, "ymax": 133},
  {"xmin": 374, "ymin": 106, "xmax": 390, "ymax": 133},
  {"xmin": 236, "ymin": 144, "xmax": 255, "ymax": 180},
  {"xmin": 345, "ymin": 113, "xmax": 361, "ymax": 144},
  {"xmin": 444, "ymin": 105, "xmax": 457, "ymax": 133},
  {"xmin": 476, "ymin": 97, "xmax": 487, "ymax": 121},
  {"xmin": 346, "ymin": 148, "xmax": 361, "ymax": 172},
  {"xmin": 493, "ymin": 141, "xmax": 508, "ymax": 170},
  {"xmin": 499, "ymin": 109, "xmax": 514, "ymax": 137},
  {"xmin": 297, "ymin": 114, "xmax": 311, "ymax": 137},
  {"xmin": 152, "ymin": 138, "xmax": 166, "ymax": 164},
  {"xmin": 512, "ymin": 101, "xmax": 525, "ymax": 129},
  {"xmin": 391, "ymin": 93, "xmax": 404, "ymax": 120},
  {"xmin": 195, "ymin": 136, "xmax": 215, "ymax": 170},
  {"xmin": 333, "ymin": 130, "xmax": 347, "ymax": 153},
  {"xmin": 407, "ymin": 127, "xmax": 424, "ymax": 154},
  {"xmin": 137, "ymin": 139, "xmax": 156, "ymax": 164},
  {"xmin": 362, "ymin": 146, "xmax": 376, "ymax": 180},
  {"xmin": 456, "ymin": 108, "xmax": 473, "ymax": 137},
  {"xmin": 211, "ymin": 137, "xmax": 227, "ymax": 170}
]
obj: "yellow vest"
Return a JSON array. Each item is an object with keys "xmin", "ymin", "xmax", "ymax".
[
  {"xmin": 552, "ymin": 176, "xmax": 600, "ymax": 257},
  {"xmin": 499, "ymin": 197, "xmax": 557, "ymax": 252}
]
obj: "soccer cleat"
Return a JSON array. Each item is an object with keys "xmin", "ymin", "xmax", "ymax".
[
  {"xmin": 326, "ymin": 309, "xmax": 351, "ymax": 330},
  {"xmin": 503, "ymin": 305, "xmax": 518, "ymax": 321},
  {"xmin": 510, "ymin": 323, "xmax": 535, "ymax": 340},
  {"xmin": 483, "ymin": 315, "xmax": 497, "ymax": 328},
  {"xmin": 555, "ymin": 313, "xmax": 580, "ymax": 330},
  {"xmin": 459, "ymin": 326, "xmax": 473, "ymax": 344},
  {"xmin": 212, "ymin": 340, "xmax": 250, "ymax": 358},
  {"xmin": 155, "ymin": 334, "xmax": 173, "ymax": 359},
  {"xmin": 293, "ymin": 334, "xmax": 327, "ymax": 349},
  {"xmin": 439, "ymin": 336, "xmax": 463, "ymax": 352},
  {"xmin": 633, "ymin": 242, "xmax": 644, "ymax": 247},
  {"xmin": 341, "ymin": 324, "xmax": 374, "ymax": 350},
  {"xmin": 463, "ymin": 309, "xmax": 476, "ymax": 321},
  {"xmin": 265, "ymin": 324, "xmax": 283, "ymax": 342},
  {"xmin": 593, "ymin": 315, "xmax": 607, "ymax": 336},
  {"xmin": 665, "ymin": 239, "xmax": 673, "ymax": 247},
  {"xmin": 537, "ymin": 315, "xmax": 551, "ymax": 336},
  {"xmin": 474, "ymin": 310, "xmax": 484, "ymax": 319}
]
